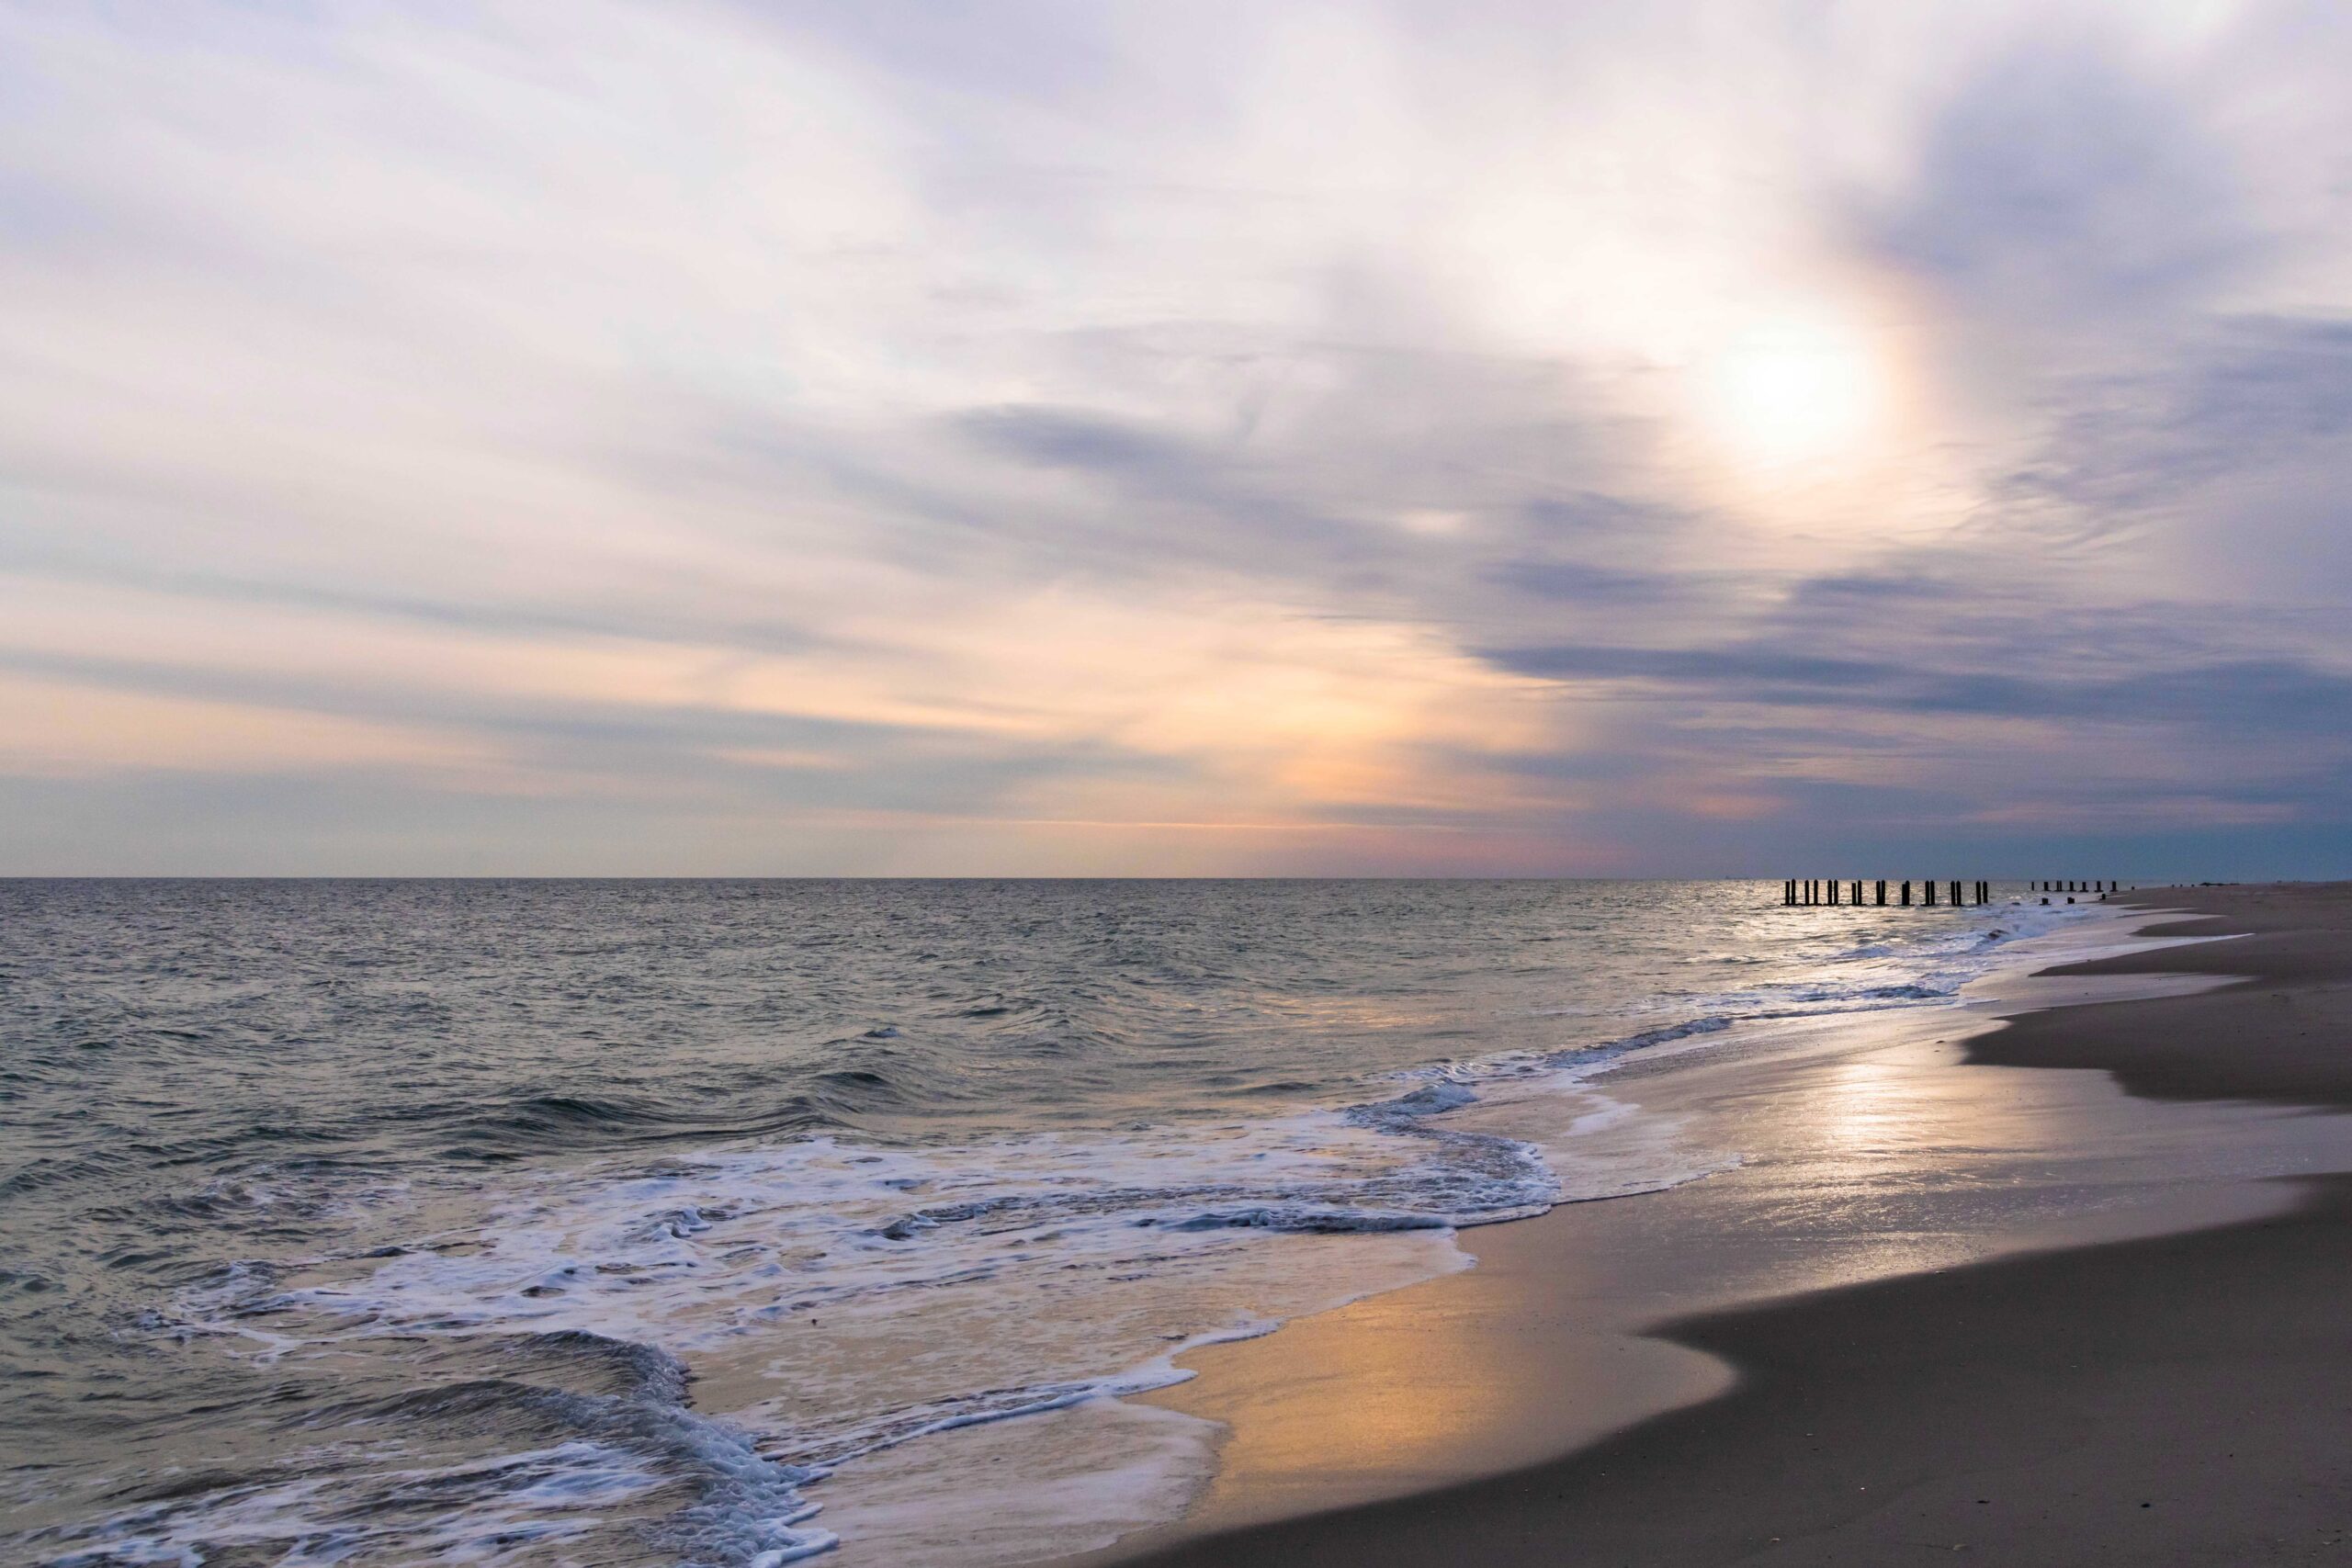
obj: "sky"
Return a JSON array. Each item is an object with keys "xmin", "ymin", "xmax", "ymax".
[{"xmin": 4, "ymin": 0, "xmax": 2351, "ymax": 876}]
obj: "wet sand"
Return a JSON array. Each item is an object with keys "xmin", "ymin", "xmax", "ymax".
[{"xmin": 1080, "ymin": 885, "xmax": 2352, "ymax": 1566}]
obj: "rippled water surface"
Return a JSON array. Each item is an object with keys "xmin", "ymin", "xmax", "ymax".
[{"xmin": 0, "ymin": 878, "xmax": 2076, "ymax": 1564}]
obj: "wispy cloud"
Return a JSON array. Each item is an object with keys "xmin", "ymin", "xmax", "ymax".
[{"xmin": 2, "ymin": 0, "xmax": 2349, "ymax": 873}]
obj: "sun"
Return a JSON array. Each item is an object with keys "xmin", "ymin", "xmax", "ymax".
[{"xmin": 1697, "ymin": 310, "xmax": 1884, "ymax": 470}]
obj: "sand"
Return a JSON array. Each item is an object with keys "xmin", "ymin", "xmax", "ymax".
[{"xmin": 1081, "ymin": 885, "xmax": 2352, "ymax": 1567}]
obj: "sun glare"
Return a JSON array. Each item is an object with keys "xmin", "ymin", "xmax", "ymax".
[{"xmin": 1698, "ymin": 312, "xmax": 1884, "ymax": 470}]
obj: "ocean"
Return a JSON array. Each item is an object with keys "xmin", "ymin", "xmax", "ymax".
[{"xmin": 0, "ymin": 878, "xmax": 2090, "ymax": 1566}]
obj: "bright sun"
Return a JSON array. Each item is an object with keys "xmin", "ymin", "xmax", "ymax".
[{"xmin": 1698, "ymin": 312, "xmax": 1883, "ymax": 469}]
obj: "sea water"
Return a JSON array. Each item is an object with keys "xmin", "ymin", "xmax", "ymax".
[{"xmin": 0, "ymin": 879, "xmax": 2094, "ymax": 1565}]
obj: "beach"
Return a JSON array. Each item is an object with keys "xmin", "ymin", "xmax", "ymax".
[
  {"xmin": 17, "ymin": 4, "xmax": 2352, "ymax": 1562},
  {"xmin": 1080, "ymin": 885, "xmax": 2352, "ymax": 1566},
  {"xmin": 11, "ymin": 881, "xmax": 2346, "ymax": 1567}
]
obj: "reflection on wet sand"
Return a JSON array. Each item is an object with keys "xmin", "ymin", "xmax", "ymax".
[{"xmin": 1086, "ymin": 917, "xmax": 2352, "ymax": 1557}]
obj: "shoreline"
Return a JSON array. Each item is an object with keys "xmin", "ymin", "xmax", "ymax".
[
  {"xmin": 775, "ymin": 886, "xmax": 2110, "ymax": 1567},
  {"xmin": 1071, "ymin": 885, "xmax": 2352, "ymax": 1566}
]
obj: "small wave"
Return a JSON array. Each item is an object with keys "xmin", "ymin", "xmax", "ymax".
[
  {"xmin": 438, "ymin": 1092, "xmax": 849, "ymax": 1161},
  {"xmin": 21, "ymin": 1331, "xmax": 834, "ymax": 1568}
]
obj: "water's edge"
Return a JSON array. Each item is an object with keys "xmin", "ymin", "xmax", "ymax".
[{"xmin": 1056, "ymin": 900, "xmax": 2298, "ymax": 1564}]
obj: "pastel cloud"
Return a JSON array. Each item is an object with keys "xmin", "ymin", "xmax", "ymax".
[{"xmin": 2, "ymin": 0, "xmax": 2349, "ymax": 874}]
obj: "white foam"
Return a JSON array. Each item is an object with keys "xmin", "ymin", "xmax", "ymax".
[{"xmin": 232, "ymin": 1103, "xmax": 1578, "ymax": 1450}]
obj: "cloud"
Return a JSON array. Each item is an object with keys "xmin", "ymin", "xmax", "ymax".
[
  {"xmin": 1486, "ymin": 637, "xmax": 2352, "ymax": 734},
  {"xmin": 0, "ymin": 1, "xmax": 2349, "ymax": 871},
  {"xmin": 1869, "ymin": 39, "xmax": 2261, "ymax": 331}
]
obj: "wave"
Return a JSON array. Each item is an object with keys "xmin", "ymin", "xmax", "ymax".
[{"xmin": 26, "ymin": 1330, "xmax": 835, "ymax": 1568}]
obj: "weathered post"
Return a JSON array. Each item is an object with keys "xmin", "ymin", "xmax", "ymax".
[
  {"xmin": 1876, "ymin": 880, "xmax": 1887, "ymax": 906},
  {"xmin": 1924, "ymin": 880, "xmax": 1937, "ymax": 906},
  {"xmin": 1901, "ymin": 880, "xmax": 1911, "ymax": 906}
]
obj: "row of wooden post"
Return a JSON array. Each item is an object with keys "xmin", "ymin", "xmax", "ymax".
[
  {"xmin": 2037, "ymin": 881, "xmax": 2115, "ymax": 893},
  {"xmin": 1781, "ymin": 879, "xmax": 1990, "ymax": 908}
]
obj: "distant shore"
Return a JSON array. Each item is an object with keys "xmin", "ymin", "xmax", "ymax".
[{"xmin": 1078, "ymin": 885, "xmax": 2352, "ymax": 1567}]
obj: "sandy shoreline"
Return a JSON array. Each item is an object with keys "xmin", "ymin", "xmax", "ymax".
[{"xmin": 1069, "ymin": 885, "xmax": 2352, "ymax": 1566}]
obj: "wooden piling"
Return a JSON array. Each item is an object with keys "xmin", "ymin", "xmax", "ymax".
[{"xmin": 1776, "ymin": 875, "xmax": 2007, "ymax": 909}]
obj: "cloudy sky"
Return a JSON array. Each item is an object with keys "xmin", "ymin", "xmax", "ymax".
[{"xmin": 4, "ymin": 1, "xmax": 2350, "ymax": 874}]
